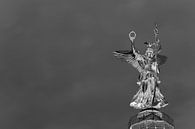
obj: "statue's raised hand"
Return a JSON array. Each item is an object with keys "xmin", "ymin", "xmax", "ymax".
[{"xmin": 129, "ymin": 31, "xmax": 136, "ymax": 44}]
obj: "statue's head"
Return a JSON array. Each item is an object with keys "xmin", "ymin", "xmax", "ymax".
[{"xmin": 144, "ymin": 42, "xmax": 155, "ymax": 58}]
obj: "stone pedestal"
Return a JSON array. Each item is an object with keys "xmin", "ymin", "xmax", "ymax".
[{"xmin": 128, "ymin": 108, "xmax": 174, "ymax": 129}]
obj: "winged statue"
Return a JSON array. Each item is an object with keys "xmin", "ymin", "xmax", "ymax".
[{"xmin": 113, "ymin": 24, "xmax": 168, "ymax": 109}]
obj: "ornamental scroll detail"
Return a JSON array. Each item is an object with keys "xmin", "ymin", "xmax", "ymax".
[{"xmin": 113, "ymin": 24, "xmax": 168, "ymax": 109}]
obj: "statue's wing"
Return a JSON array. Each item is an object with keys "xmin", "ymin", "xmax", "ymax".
[
  {"xmin": 114, "ymin": 50, "xmax": 134, "ymax": 55},
  {"xmin": 113, "ymin": 50, "xmax": 144, "ymax": 73},
  {"xmin": 113, "ymin": 50, "xmax": 134, "ymax": 62},
  {"xmin": 157, "ymin": 54, "xmax": 168, "ymax": 66}
]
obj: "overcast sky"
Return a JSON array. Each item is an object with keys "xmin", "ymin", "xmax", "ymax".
[{"xmin": 0, "ymin": 0, "xmax": 194, "ymax": 129}]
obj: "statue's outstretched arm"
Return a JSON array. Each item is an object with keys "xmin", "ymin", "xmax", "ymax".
[{"xmin": 128, "ymin": 31, "xmax": 144, "ymax": 62}]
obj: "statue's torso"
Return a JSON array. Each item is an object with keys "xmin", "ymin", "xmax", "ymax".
[{"xmin": 138, "ymin": 55, "xmax": 159, "ymax": 80}]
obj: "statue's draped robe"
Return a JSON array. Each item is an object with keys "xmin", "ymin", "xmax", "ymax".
[{"xmin": 113, "ymin": 50, "xmax": 168, "ymax": 109}]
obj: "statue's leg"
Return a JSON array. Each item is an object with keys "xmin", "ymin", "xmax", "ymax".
[{"xmin": 142, "ymin": 80, "xmax": 153, "ymax": 108}]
